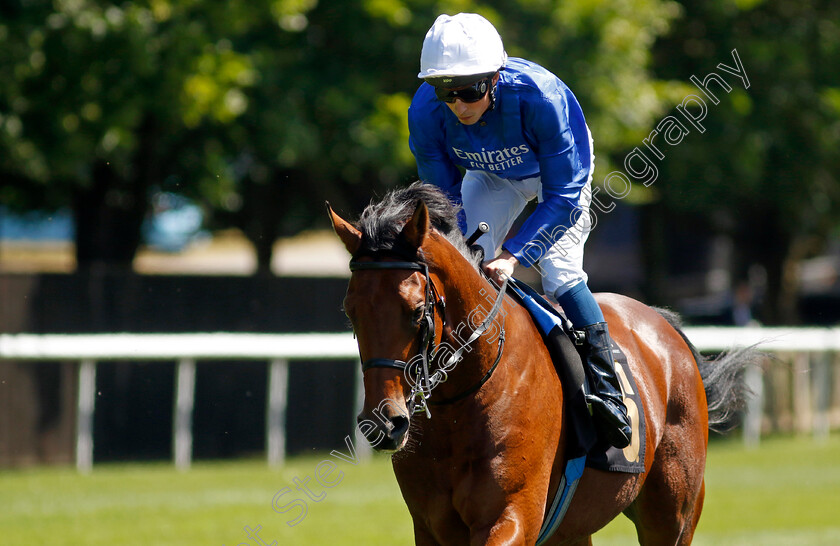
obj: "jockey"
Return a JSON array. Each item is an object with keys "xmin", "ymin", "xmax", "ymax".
[{"xmin": 408, "ymin": 13, "xmax": 632, "ymax": 449}]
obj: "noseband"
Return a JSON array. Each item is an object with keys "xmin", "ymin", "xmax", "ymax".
[{"xmin": 349, "ymin": 254, "xmax": 507, "ymax": 418}]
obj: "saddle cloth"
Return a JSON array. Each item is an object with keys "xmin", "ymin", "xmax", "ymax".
[{"xmin": 506, "ymin": 278, "xmax": 645, "ymax": 474}]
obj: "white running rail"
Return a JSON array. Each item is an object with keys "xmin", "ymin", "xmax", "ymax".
[{"xmin": 2, "ymin": 328, "xmax": 839, "ymax": 471}]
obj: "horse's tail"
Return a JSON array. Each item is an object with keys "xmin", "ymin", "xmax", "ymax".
[{"xmin": 654, "ymin": 307, "xmax": 763, "ymax": 432}]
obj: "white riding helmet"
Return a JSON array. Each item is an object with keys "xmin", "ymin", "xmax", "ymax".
[{"xmin": 418, "ymin": 13, "xmax": 507, "ymax": 88}]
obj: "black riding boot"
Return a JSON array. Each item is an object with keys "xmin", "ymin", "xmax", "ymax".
[{"xmin": 582, "ymin": 322, "xmax": 632, "ymax": 449}]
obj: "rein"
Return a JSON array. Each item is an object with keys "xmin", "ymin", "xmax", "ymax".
[{"xmin": 349, "ymin": 256, "xmax": 507, "ymax": 418}]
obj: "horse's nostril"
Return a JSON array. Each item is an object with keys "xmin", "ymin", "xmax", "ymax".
[{"xmin": 388, "ymin": 415, "xmax": 410, "ymax": 439}]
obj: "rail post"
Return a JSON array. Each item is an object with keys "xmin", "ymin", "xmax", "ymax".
[
  {"xmin": 173, "ymin": 358, "xmax": 196, "ymax": 471},
  {"xmin": 75, "ymin": 359, "xmax": 97, "ymax": 473},
  {"xmin": 267, "ymin": 359, "xmax": 289, "ymax": 466}
]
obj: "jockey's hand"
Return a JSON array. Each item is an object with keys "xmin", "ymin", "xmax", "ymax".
[{"xmin": 483, "ymin": 250, "xmax": 518, "ymax": 285}]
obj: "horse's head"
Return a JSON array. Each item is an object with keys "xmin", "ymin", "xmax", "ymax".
[{"xmin": 328, "ymin": 200, "xmax": 434, "ymax": 452}]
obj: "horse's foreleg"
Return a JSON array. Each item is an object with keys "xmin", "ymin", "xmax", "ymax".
[
  {"xmin": 469, "ymin": 502, "xmax": 548, "ymax": 546},
  {"xmin": 471, "ymin": 516, "xmax": 527, "ymax": 546},
  {"xmin": 473, "ymin": 513, "xmax": 595, "ymax": 546},
  {"xmin": 413, "ymin": 524, "xmax": 442, "ymax": 546}
]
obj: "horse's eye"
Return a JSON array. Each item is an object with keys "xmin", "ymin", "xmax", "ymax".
[{"xmin": 412, "ymin": 307, "xmax": 425, "ymax": 325}]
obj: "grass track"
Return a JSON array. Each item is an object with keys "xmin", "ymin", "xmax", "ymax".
[{"xmin": 1, "ymin": 434, "xmax": 838, "ymax": 545}]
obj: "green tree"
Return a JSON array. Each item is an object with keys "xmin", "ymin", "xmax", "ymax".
[
  {"xmin": 650, "ymin": 0, "xmax": 840, "ymax": 323},
  {"xmin": 210, "ymin": 0, "xmax": 686, "ymax": 272},
  {"xmin": 0, "ymin": 0, "xmax": 684, "ymax": 274},
  {"xmin": 0, "ymin": 1, "xmax": 266, "ymax": 268}
]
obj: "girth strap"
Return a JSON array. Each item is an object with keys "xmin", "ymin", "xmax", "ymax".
[{"xmin": 535, "ymin": 455, "xmax": 586, "ymax": 545}]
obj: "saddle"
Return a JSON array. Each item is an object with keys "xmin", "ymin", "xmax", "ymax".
[{"xmin": 505, "ymin": 278, "xmax": 645, "ymax": 473}]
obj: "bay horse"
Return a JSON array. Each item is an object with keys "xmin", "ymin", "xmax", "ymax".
[{"xmin": 328, "ymin": 183, "xmax": 751, "ymax": 545}]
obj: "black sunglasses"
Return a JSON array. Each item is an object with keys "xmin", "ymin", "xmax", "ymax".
[{"xmin": 434, "ymin": 78, "xmax": 491, "ymax": 104}]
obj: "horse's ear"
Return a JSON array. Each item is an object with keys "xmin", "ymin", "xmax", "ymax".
[
  {"xmin": 401, "ymin": 201, "xmax": 429, "ymax": 250},
  {"xmin": 326, "ymin": 201, "xmax": 361, "ymax": 255}
]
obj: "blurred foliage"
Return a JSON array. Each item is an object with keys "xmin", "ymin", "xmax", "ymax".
[
  {"xmin": 1, "ymin": 0, "xmax": 838, "ymax": 321},
  {"xmin": 0, "ymin": 0, "xmax": 682, "ymax": 269},
  {"xmin": 651, "ymin": 0, "xmax": 840, "ymax": 322}
]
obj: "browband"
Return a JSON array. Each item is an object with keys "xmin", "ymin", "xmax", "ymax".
[{"xmin": 350, "ymin": 261, "xmax": 424, "ymax": 272}]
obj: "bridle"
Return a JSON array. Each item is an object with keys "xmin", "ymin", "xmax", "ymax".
[{"xmin": 349, "ymin": 252, "xmax": 507, "ymax": 418}]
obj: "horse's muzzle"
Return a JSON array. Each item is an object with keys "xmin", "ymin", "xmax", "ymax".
[{"xmin": 356, "ymin": 410, "xmax": 410, "ymax": 452}]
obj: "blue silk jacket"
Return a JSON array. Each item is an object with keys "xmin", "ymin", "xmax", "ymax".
[{"xmin": 408, "ymin": 57, "xmax": 592, "ymax": 266}]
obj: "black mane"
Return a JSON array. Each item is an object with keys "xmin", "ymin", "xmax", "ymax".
[{"xmin": 355, "ymin": 182, "xmax": 479, "ymax": 267}]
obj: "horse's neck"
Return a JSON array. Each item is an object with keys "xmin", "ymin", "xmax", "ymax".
[
  {"xmin": 428, "ymin": 237, "xmax": 508, "ymax": 382},
  {"xmin": 428, "ymin": 234, "xmax": 496, "ymax": 322}
]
